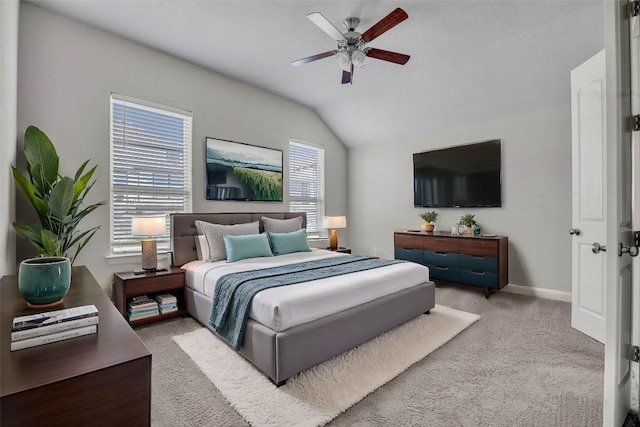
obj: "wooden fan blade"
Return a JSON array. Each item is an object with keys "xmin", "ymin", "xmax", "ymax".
[
  {"xmin": 291, "ymin": 51, "xmax": 336, "ymax": 67},
  {"xmin": 341, "ymin": 70, "xmax": 351, "ymax": 84},
  {"xmin": 341, "ymin": 64, "xmax": 354, "ymax": 84},
  {"xmin": 361, "ymin": 8, "xmax": 408, "ymax": 43},
  {"xmin": 366, "ymin": 48, "xmax": 410, "ymax": 65},
  {"xmin": 307, "ymin": 12, "xmax": 346, "ymax": 41}
]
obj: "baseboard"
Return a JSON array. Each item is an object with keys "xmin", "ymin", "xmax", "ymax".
[{"xmin": 502, "ymin": 283, "xmax": 572, "ymax": 302}]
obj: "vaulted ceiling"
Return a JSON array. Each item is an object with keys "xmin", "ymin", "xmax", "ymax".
[{"xmin": 28, "ymin": 1, "xmax": 604, "ymax": 147}]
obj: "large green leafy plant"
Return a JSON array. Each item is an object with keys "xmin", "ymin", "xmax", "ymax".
[{"xmin": 12, "ymin": 126, "xmax": 105, "ymax": 264}]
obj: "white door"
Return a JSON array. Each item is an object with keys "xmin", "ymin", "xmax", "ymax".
[
  {"xmin": 603, "ymin": 1, "xmax": 633, "ymax": 425},
  {"xmin": 571, "ymin": 49, "xmax": 607, "ymax": 344}
]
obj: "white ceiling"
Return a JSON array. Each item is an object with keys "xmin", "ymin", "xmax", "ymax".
[{"xmin": 28, "ymin": 0, "xmax": 604, "ymax": 147}]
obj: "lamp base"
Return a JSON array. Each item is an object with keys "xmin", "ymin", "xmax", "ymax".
[
  {"xmin": 141, "ymin": 238, "xmax": 158, "ymax": 271},
  {"xmin": 329, "ymin": 229, "xmax": 339, "ymax": 251}
]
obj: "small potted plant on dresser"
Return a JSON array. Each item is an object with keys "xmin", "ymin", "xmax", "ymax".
[
  {"xmin": 418, "ymin": 211, "xmax": 439, "ymax": 232},
  {"xmin": 458, "ymin": 214, "xmax": 480, "ymax": 236}
]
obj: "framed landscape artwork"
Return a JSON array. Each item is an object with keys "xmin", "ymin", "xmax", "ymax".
[{"xmin": 205, "ymin": 137, "xmax": 283, "ymax": 201}]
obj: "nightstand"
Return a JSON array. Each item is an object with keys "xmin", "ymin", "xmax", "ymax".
[
  {"xmin": 327, "ymin": 247, "xmax": 351, "ymax": 254},
  {"xmin": 113, "ymin": 267, "xmax": 186, "ymax": 326}
]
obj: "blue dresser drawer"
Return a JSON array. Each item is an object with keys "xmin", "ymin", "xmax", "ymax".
[
  {"xmin": 394, "ymin": 247, "xmax": 424, "ymax": 264},
  {"xmin": 459, "ymin": 268, "xmax": 499, "ymax": 288},
  {"xmin": 459, "ymin": 254, "xmax": 497, "ymax": 272},
  {"xmin": 426, "ymin": 264, "xmax": 460, "ymax": 282},
  {"xmin": 423, "ymin": 250, "xmax": 459, "ymax": 268}
]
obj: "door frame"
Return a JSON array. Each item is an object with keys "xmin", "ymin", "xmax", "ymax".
[
  {"xmin": 603, "ymin": 1, "xmax": 633, "ymax": 425},
  {"xmin": 630, "ymin": 0, "xmax": 640, "ymax": 415}
]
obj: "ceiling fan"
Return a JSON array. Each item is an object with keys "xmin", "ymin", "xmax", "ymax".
[{"xmin": 291, "ymin": 7, "xmax": 411, "ymax": 84}]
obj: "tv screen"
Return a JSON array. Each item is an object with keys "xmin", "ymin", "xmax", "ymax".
[{"xmin": 413, "ymin": 140, "xmax": 502, "ymax": 208}]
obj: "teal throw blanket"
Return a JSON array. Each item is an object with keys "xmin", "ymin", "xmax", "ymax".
[{"xmin": 209, "ymin": 255, "xmax": 405, "ymax": 350}]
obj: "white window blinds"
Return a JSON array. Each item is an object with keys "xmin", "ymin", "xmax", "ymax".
[
  {"xmin": 110, "ymin": 95, "xmax": 192, "ymax": 255},
  {"xmin": 289, "ymin": 140, "xmax": 325, "ymax": 234}
]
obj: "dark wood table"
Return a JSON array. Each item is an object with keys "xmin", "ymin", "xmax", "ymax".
[{"xmin": 1, "ymin": 266, "xmax": 152, "ymax": 426}]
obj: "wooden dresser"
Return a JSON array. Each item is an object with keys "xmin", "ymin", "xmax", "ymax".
[
  {"xmin": 394, "ymin": 231, "xmax": 508, "ymax": 298},
  {"xmin": 1, "ymin": 266, "xmax": 152, "ymax": 426}
]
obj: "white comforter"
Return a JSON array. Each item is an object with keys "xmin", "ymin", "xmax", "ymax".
[{"xmin": 182, "ymin": 249, "xmax": 430, "ymax": 332}]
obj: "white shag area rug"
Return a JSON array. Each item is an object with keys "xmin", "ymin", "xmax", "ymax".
[{"xmin": 172, "ymin": 304, "xmax": 479, "ymax": 427}]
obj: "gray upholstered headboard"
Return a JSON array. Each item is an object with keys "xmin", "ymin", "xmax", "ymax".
[{"xmin": 170, "ymin": 212, "xmax": 307, "ymax": 267}]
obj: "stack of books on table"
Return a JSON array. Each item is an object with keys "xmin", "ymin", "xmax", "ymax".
[
  {"xmin": 127, "ymin": 295, "xmax": 159, "ymax": 321},
  {"xmin": 11, "ymin": 305, "xmax": 99, "ymax": 351},
  {"xmin": 155, "ymin": 293, "xmax": 178, "ymax": 314}
]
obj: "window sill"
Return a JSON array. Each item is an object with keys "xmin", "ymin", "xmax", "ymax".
[{"xmin": 105, "ymin": 252, "xmax": 172, "ymax": 265}]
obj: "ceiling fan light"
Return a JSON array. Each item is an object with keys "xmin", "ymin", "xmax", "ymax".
[
  {"xmin": 352, "ymin": 50, "xmax": 366, "ymax": 67},
  {"xmin": 336, "ymin": 51, "xmax": 351, "ymax": 71}
]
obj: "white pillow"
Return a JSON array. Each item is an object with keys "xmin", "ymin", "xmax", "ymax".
[
  {"xmin": 262, "ymin": 216, "xmax": 303, "ymax": 233},
  {"xmin": 195, "ymin": 220, "xmax": 259, "ymax": 261},
  {"xmin": 194, "ymin": 235, "xmax": 210, "ymax": 261}
]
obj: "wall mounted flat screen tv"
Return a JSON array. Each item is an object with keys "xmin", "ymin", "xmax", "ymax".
[
  {"xmin": 413, "ymin": 140, "xmax": 502, "ymax": 208},
  {"xmin": 205, "ymin": 137, "xmax": 283, "ymax": 201}
]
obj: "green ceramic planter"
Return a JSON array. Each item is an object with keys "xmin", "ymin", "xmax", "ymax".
[{"xmin": 18, "ymin": 257, "xmax": 71, "ymax": 307}]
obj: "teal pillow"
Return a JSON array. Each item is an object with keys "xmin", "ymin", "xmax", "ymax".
[
  {"xmin": 267, "ymin": 229, "xmax": 312, "ymax": 256},
  {"xmin": 222, "ymin": 234, "xmax": 273, "ymax": 263}
]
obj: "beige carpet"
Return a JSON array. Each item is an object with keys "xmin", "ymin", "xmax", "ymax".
[
  {"xmin": 172, "ymin": 304, "xmax": 479, "ymax": 427},
  {"xmin": 138, "ymin": 288, "xmax": 604, "ymax": 426}
]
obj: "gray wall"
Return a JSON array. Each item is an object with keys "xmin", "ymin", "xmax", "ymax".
[
  {"xmin": 16, "ymin": 3, "xmax": 347, "ymax": 290},
  {"xmin": 348, "ymin": 106, "xmax": 572, "ymax": 292},
  {"xmin": 1, "ymin": 0, "xmax": 19, "ymax": 276}
]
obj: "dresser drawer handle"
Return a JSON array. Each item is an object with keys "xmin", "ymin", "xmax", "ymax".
[
  {"xmin": 470, "ymin": 270, "xmax": 486, "ymax": 275},
  {"xmin": 435, "ymin": 265, "xmax": 449, "ymax": 270}
]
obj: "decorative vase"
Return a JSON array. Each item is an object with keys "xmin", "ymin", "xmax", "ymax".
[
  {"xmin": 421, "ymin": 222, "xmax": 435, "ymax": 232},
  {"xmin": 18, "ymin": 257, "xmax": 71, "ymax": 308}
]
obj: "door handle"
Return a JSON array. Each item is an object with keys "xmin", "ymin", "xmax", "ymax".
[
  {"xmin": 569, "ymin": 228, "xmax": 581, "ymax": 236},
  {"xmin": 592, "ymin": 243, "xmax": 606, "ymax": 254},
  {"xmin": 618, "ymin": 243, "xmax": 639, "ymax": 257}
]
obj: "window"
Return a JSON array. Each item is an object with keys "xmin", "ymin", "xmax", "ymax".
[
  {"xmin": 110, "ymin": 95, "xmax": 192, "ymax": 255},
  {"xmin": 289, "ymin": 139, "xmax": 325, "ymax": 235}
]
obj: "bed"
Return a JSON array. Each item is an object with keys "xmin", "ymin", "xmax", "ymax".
[{"xmin": 171, "ymin": 212, "xmax": 435, "ymax": 385}]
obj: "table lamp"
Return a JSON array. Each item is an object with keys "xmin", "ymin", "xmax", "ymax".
[
  {"xmin": 132, "ymin": 216, "xmax": 166, "ymax": 274},
  {"xmin": 323, "ymin": 216, "xmax": 347, "ymax": 251}
]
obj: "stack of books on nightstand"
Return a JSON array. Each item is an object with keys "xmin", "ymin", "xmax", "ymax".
[
  {"xmin": 11, "ymin": 305, "xmax": 99, "ymax": 351},
  {"xmin": 127, "ymin": 295, "xmax": 159, "ymax": 321},
  {"xmin": 155, "ymin": 293, "xmax": 178, "ymax": 314}
]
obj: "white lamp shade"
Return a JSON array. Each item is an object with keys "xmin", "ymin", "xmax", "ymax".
[
  {"xmin": 336, "ymin": 51, "xmax": 351, "ymax": 71},
  {"xmin": 351, "ymin": 50, "xmax": 366, "ymax": 67},
  {"xmin": 323, "ymin": 216, "xmax": 347, "ymax": 229},
  {"xmin": 132, "ymin": 216, "xmax": 166, "ymax": 236}
]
